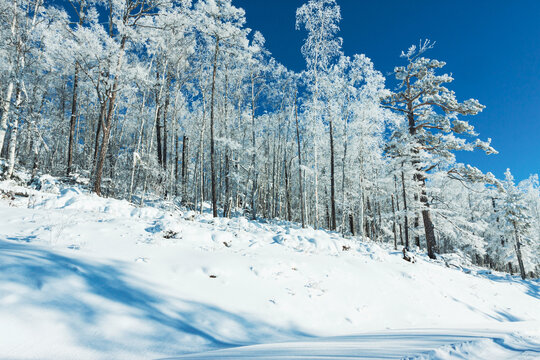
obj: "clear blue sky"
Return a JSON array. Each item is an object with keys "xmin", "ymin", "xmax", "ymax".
[{"xmin": 233, "ymin": 0, "xmax": 540, "ymax": 182}]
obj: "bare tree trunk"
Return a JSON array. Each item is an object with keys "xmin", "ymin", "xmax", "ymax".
[
  {"xmin": 329, "ymin": 117, "xmax": 336, "ymax": 231},
  {"xmin": 93, "ymin": 100, "xmax": 106, "ymax": 166},
  {"xmin": 6, "ymin": 87, "xmax": 22, "ymax": 178},
  {"xmin": 349, "ymin": 213, "xmax": 355, "ymax": 236},
  {"xmin": 209, "ymin": 38, "xmax": 219, "ymax": 217},
  {"xmin": 392, "ymin": 194, "xmax": 398, "ymax": 250},
  {"xmin": 401, "ymin": 170, "xmax": 410, "ymax": 250},
  {"xmin": 294, "ymin": 91, "xmax": 305, "ymax": 228},
  {"xmin": 314, "ymin": 146, "xmax": 319, "ymax": 228},
  {"xmin": 93, "ymin": 35, "xmax": 127, "ymax": 195},
  {"xmin": 249, "ymin": 74, "xmax": 258, "ymax": 220},
  {"xmin": 0, "ymin": 82, "xmax": 14, "ymax": 156},
  {"xmin": 394, "ymin": 175, "xmax": 404, "ymax": 246},
  {"xmin": 155, "ymin": 94, "xmax": 163, "ymax": 167},
  {"xmin": 0, "ymin": 7, "xmax": 19, "ymax": 157},
  {"xmin": 223, "ymin": 152, "xmax": 231, "ymax": 217},
  {"xmin": 513, "ymin": 222, "xmax": 526, "ymax": 280},
  {"xmin": 284, "ymin": 156, "xmax": 292, "ymax": 222},
  {"xmin": 162, "ymin": 77, "xmax": 170, "ymax": 171},
  {"xmin": 421, "ymin": 184, "xmax": 437, "ymax": 259},
  {"xmin": 66, "ymin": 65, "xmax": 79, "ymax": 175},
  {"xmin": 181, "ymin": 135, "xmax": 189, "ymax": 203}
]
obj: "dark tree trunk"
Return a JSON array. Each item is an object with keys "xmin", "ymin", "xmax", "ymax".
[
  {"xmin": 93, "ymin": 97, "xmax": 115, "ymax": 196},
  {"xmin": 93, "ymin": 36, "xmax": 126, "ymax": 196},
  {"xmin": 67, "ymin": 65, "xmax": 79, "ymax": 176},
  {"xmin": 392, "ymin": 194, "xmax": 398, "ymax": 250},
  {"xmin": 93, "ymin": 100, "xmax": 107, "ymax": 166},
  {"xmin": 414, "ymin": 211, "xmax": 421, "ymax": 248},
  {"xmin": 407, "ymin": 98, "xmax": 437, "ymax": 258},
  {"xmin": 223, "ymin": 152, "xmax": 231, "ymax": 218},
  {"xmin": 513, "ymin": 222, "xmax": 527, "ymax": 280},
  {"xmin": 162, "ymin": 77, "xmax": 170, "ymax": 170},
  {"xmin": 349, "ymin": 213, "xmax": 355, "ymax": 236},
  {"xmin": 420, "ymin": 184, "xmax": 437, "ymax": 259},
  {"xmin": 155, "ymin": 103, "xmax": 163, "ymax": 167},
  {"xmin": 401, "ymin": 170, "xmax": 410, "ymax": 250},
  {"xmin": 181, "ymin": 135, "xmax": 189, "ymax": 202}
]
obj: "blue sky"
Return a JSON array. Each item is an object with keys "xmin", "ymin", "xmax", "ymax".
[{"xmin": 233, "ymin": 0, "xmax": 540, "ymax": 182}]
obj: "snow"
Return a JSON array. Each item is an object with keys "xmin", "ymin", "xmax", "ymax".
[{"xmin": 0, "ymin": 180, "xmax": 539, "ymax": 359}]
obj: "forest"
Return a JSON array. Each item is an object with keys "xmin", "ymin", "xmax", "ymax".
[{"xmin": 0, "ymin": 0, "xmax": 538, "ymax": 278}]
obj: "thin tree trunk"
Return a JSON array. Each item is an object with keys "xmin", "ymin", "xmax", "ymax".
[
  {"xmin": 223, "ymin": 152, "xmax": 231, "ymax": 217},
  {"xmin": 392, "ymin": 194, "xmax": 398, "ymax": 250},
  {"xmin": 209, "ymin": 38, "xmax": 220, "ymax": 217},
  {"xmin": 181, "ymin": 135, "xmax": 189, "ymax": 203},
  {"xmin": 155, "ymin": 93, "xmax": 163, "ymax": 167},
  {"xmin": 93, "ymin": 100, "xmax": 106, "ymax": 165},
  {"xmin": 162, "ymin": 78, "xmax": 169, "ymax": 171},
  {"xmin": 329, "ymin": 117, "xmax": 336, "ymax": 231},
  {"xmin": 6, "ymin": 87, "xmax": 22, "ymax": 178},
  {"xmin": 66, "ymin": 65, "xmax": 79, "ymax": 175},
  {"xmin": 0, "ymin": 82, "xmax": 14, "ymax": 156},
  {"xmin": 394, "ymin": 175, "xmax": 404, "ymax": 246},
  {"xmin": 401, "ymin": 170, "xmax": 410, "ymax": 250},
  {"xmin": 284, "ymin": 156, "xmax": 292, "ymax": 222},
  {"xmin": 294, "ymin": 90, "xmax": 305, "ymax": 228}
]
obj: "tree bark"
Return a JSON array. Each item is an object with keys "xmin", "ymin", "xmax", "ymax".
[
  {"xmin": 181, "ymin": 135, "xmax": 189, "ymax": 203},
  {"xmin": 6, "ymin": 87, "xmax": 22, "ymax": 178},
  {"xmin": 209, "ymin": 38, "xmax": 219, "ymax": 217},
  {"xmin": 67, "ymin": 65, "xmax": 80, "ymax": 176},
  {"xmin": 401, "ymin": 170, "xmax": 410, "ymax": 250},
  {"xmin": 420, "ymin": 184, "xmax": 437, "ymax": 259},
  {"xmin": 392, "ymin": 194, "xmax": 398, "ymax": 250},
  {"xmin": 513, "ymin": 222, "xmax": 526, "ymax": 280},
  {"xmin": 0, "ymin": 82, "xmax": 14, "ymax": 156},
  {"xmin": 162, "ymin": 76, "xmax": 170, "ymax": 170},
  {"xmin": 329, "ymin": 118, "xmax": 336, "ymax": 231},
  {"xmin": 93, "ymin": 35, "xmax": 127, "ymax": 196},
  {"xmin": 294, "ymin": 90, "xmax": 305, "ymax": 228}
]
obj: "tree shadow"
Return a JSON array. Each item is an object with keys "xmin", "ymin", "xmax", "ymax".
[
  {"xmin": 481, "ymin": 272, "xmax": 540, "ymax": 300},
  {"xmin": 0, "ymin": 239, "xmax": 308, "ymax": 357}
]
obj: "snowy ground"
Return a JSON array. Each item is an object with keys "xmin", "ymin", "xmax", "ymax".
[{"xmin": 0, "ymin": 179, "xmax": 539, "ymax": 359}]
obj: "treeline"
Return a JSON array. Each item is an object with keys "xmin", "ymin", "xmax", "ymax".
[{"xmin": 0, "ymin": 0, "xmax": 538, "ymax": 277}]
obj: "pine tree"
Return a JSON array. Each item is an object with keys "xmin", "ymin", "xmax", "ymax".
[{"xmin": 384, "ymin": 40, "xmax": 496, "ymax": 259}]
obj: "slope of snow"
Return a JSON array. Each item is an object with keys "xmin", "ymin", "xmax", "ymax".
[{"xmin": 0, "ymin": 179, "xmax": 538, "ymax": 359}]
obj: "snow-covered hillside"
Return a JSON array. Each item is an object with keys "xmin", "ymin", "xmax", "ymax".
[{"xmin": 0, "ymin": 179, "xmax": 539, "ymax": 359}]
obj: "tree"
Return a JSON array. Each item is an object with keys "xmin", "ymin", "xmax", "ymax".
[
  {"xmin": 296, "ymin": 0, "xmax": 342, "ymax": 230},
  {"xmin": 384, "ymin": 40, "xmax": 496, "ymax": 259},
  {"xmin": 497, "ymin": 169, "xmax": 533, "ymax": 279},
  {"xmin": 92, "ymin": 0, "xmax": 162, "ymax": 195},
  {"xmin": 196, "ymin": 0, "xmax": 248, "ymax": 217}
]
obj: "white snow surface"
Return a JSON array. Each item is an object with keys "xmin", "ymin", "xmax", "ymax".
[{"xmin": 0, "ymin": 180, "xmax": 538, "ymax": 359}]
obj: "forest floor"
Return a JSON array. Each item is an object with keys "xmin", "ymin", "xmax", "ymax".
[{"xmin": 0, "ymin": 177, "xmax": 539, "ymax": 359}]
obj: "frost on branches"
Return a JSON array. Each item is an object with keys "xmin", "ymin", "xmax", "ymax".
[{"xmin": 0, "ymin": 1, "xmax": 537, "ymax": 277}]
